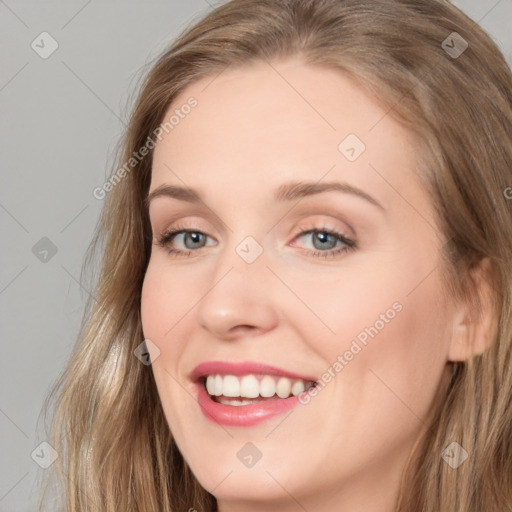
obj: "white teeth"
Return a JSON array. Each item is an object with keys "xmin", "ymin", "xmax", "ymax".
[
  {"xmin": 204, "ymin": 374, "xmax": 315, "ymax": 399},
  {"xmin": 217, "ymin": 398, "xmax": 256, "ymax": 406},
  {"xmin": 206, "ymin": 376, "xmax": 216, "ymax": 395},
  {"xmin": 276, "ymin": 377, "xmax": 291, "ymax": 398},
  {"xmin": 214, "ymin": 375, "xmax": 223, "ymax": 396},
  {"xmin": 260, "ymin": 375, "xmax": 276, "ymax": 397},
  {"xmin": 222, "ymin": 375, "xmax": 240, "ymax": 397},
  {"xmin": 240, "ymin": 375, "xmax": 260, "ymax": 398},
  {"xmin": 291, "ymin": 380, "xmax": 305, "ymax": 396}
]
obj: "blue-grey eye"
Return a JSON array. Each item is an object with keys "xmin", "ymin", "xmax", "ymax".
[
  {"xmin": 311, "ymin": 232, "xmax": 338, "ymax": 250},
  {"xmin": 179, "ymin": 231, "xmax": 206, "ymax": 249}
]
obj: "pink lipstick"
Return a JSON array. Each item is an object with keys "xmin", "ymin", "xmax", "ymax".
[{"xmin": 191, "ymin": 361, "xmax": 318, "ymax": 427}]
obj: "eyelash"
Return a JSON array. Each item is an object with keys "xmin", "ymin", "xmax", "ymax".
[{"xmin": 155, "ymin": 222, "xmax": 356, "ymax": 259}]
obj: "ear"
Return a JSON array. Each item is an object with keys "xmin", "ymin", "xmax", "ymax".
[{"xmin": 448, "ymin": 257, "xmax": 496, "ymax": 362}]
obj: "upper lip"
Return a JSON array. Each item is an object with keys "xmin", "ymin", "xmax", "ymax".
[{"xmin": 190, "ymin": 361, "xmax": 318, "ymax": 383}]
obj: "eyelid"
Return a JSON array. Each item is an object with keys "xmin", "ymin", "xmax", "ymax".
[
  {"xmin": 289, "ymin": 204, "xmax": 358, "ymax": 234},
  {"xmin": 156, "ymin": 215, "xmax": 352, "ymax": 241},
  {"xmin": 150, "ymin": 208, "xmax": 228, "ymax": 239},
  {"xmin": 154, "ymin": 217, "xmax": 214, "ymax": 237},
  {"xmin": 290, "ymin": 216, "xmax": 355, "ymax": 240}
]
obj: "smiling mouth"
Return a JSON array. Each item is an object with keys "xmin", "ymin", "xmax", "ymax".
[{"xmin": 202, "ymin": 374, "xmax": 317, "ymax": 406}]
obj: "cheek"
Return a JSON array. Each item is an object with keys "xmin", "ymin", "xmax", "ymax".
[
  {"xmin": 140, "ymin": 263, "xmax": 198, "ymax": 433},
  {"xmin": 293, "ymin": 269, "xmax": 451, "ymax": 474},
  {"xmin": 140, "ymin": 261, "xmax": 199, "ymax": 411},
  {"xmin": 294, "ymin": 243, "xmax": 448, "ymax": 359},
  {"xmin": 140, "ymin": 261, "xmax": 196, "ymax": 349},
  {"xmin": 337, "ymin": 272, "xmax": 450, "ymax": 425},
  {"xmin": 140, "ymin": 269, "xmax": 169, "ymax": 347},
  {"xmin": 285, "ymin": 251, "xmax": 451, "ymax": 413}
]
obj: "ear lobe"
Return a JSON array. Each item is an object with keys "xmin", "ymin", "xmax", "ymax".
[{"xmin": 448, "ymin": 257, "xmax": 496, "ymax": 362}]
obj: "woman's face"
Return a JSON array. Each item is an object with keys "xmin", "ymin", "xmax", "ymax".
[{"xmin": 141, "ymin": 58, "xmax": 456, "ymax": 510}]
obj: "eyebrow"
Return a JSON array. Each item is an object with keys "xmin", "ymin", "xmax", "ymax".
[{"xmin": 145, "ymin": 180, "xmax": 384, "ymax": 211}]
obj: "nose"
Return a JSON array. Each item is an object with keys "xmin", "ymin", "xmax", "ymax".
[{"xmin": 195, "ymin": 248, "xmax": 279, "ymax": 341}]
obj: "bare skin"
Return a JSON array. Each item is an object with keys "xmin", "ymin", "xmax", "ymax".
[{"xmin": 141, "ymin": 57, "xmax": 488, "ymax": 512}]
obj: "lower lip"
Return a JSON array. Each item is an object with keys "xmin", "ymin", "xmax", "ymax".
[{"xmin": 195, "ymin": 380, "xmax": 305, "ymax": 427}]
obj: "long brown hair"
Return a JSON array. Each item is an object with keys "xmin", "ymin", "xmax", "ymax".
[{"xmin": 39, "ymin": 1, "xmax": 512, "ymax": 510}]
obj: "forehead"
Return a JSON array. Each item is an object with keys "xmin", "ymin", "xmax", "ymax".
[{"xmin": 150, "ymin": 58, "xmax": 423, "ymax": 211}]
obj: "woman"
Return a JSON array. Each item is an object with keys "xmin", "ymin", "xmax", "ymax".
[{"xmin": 40, "ymin": 0, "xmax": 512, "ymax": 510}]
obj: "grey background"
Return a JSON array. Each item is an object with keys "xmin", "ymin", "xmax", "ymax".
[{"xmin": 1, "ymin": 1, "xmax": 511, "ymax": 510}]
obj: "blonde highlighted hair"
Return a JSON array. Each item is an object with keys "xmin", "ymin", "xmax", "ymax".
[{"xmin": 40, "ymin": 0, "xmax": 512, "ymax": 510}]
